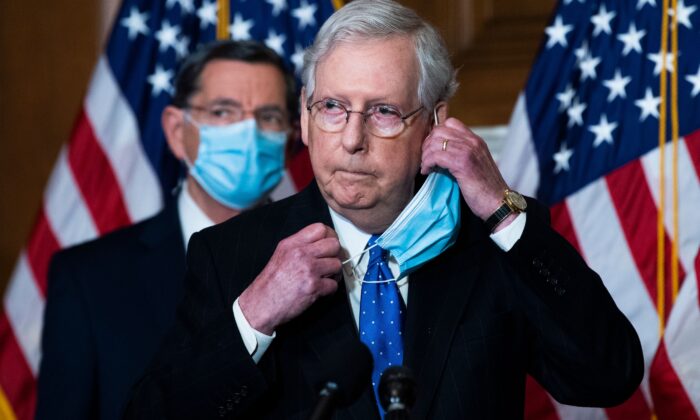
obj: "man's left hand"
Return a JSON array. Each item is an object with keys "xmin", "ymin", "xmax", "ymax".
[{"xmin": 420, "ymin": 117, "xmax": 509, "ymax": 222}]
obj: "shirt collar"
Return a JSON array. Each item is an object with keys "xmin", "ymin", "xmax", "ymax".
[
  {"xmin": 327, "ymin": 206, "xmax": 372, "ymax": 264},
  {"xmin": 178, "ymin": 180, "xmax": 216, "ymax": 250}
]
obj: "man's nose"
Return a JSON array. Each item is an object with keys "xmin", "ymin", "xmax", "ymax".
[{"xmin": 340, "ymin": 112, "xmax": 367, "ymax": 154}]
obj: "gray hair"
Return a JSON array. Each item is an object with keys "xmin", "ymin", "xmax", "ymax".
[{"xmin": 301, "ymin": 0, "xmax": 458, "ymax": 110}]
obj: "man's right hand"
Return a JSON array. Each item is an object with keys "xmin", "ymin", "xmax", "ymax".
[{"xmin": 238, "ymin": 223, "xmax": 342, "ymax": 335}]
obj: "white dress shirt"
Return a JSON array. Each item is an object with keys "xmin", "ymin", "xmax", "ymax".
[
  {"xmin": 233, "ymin": 204, "xmax": 527, "ymax": 363},
  {"xmin": 178, "ymin": 181, "xmax": 216, "ymax": 251}
]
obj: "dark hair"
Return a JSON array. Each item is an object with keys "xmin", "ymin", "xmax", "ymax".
[{"xmin": 171, "ymin": 40, "xmax": 297, "ymax": 119}]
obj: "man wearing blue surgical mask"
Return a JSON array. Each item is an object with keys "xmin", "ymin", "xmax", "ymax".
[
  {"xmin": 128, "ymin": 2, "xmax": 643, "ymax": 419},
  {"xmin": 36, "ymin": 40, "xmax": 295, "ymax": 420}
]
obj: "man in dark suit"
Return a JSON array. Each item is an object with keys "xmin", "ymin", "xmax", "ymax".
[
  {"xmin": 35, "ymin": 40, "xmax": 296, "ymax": 420},
  {"xmin": 127, "ymin": 1, "xmax": 644, "ymax": 418}
]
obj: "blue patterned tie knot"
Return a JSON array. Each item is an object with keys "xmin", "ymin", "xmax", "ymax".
[{"xmin": 359, "ymin": 234, "xmax": 405, "ymax": 417}]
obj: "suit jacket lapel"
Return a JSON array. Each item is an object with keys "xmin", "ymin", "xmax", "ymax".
[
  {"xmin": 298, "ymin": 282, "xmax": 379, "ymax": 419},
  {"xmin": 138, "ymin": 201, "xmax": 187, "ymax": 332},
  {"xmin": 403, "ymin": 210, "xmax": 488, "ymax": 419},
  {"xmin": 285, "ymin": 183, "xmax": 380, "ymax": 419}
]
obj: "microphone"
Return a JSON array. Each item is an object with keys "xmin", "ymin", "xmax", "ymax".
[
  {"xmin": 378, "ymin": 365, "xmax": 417, "ymax": 419},
  {"xmin": 308, "ymin": 339, "xmax": 373, "ymax": 420}
]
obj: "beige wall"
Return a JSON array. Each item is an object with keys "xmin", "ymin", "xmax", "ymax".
[{"xmin": 0, "ymin": 0, "xmax": 551, "ymax": 295}]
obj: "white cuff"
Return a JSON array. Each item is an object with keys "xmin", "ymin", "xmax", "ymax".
[
  {"xmin": 489, "ymin": 213, "xmax": 527, "ymax": 251},
  {"xmin": 232, "ymin": 298, "xmax": 275, "ymax": 364}
]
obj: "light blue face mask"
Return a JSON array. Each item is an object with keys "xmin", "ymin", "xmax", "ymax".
[
  {"xmin": 343, "ymin": 109, "xmax": 462, "ymax": 281},
  {"xmin": 187, "ymin": 117, "xmax": 287, "ymax": 209},
  {"xmin": 373, "ymin": 170, "xmax": 461, "ymax": 279}
]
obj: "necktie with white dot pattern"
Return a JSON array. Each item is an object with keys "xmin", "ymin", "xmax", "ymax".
[{"xmin": 358, "ymin": 234, "xmax": 405, "ymax": 417}]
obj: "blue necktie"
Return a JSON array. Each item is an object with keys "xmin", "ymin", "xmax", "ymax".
[{"xmin": 359, "ymin": 234, "xmax": 405, "ymax": 417}]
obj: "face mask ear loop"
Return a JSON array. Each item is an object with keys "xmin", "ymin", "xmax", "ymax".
[
  {"xmin": 341, "ymin": 243, "xmax": 377, "ymax": 276},
  {"xmin": 341, "ymin": 243, "xmax": 398, "ymax": 284}
]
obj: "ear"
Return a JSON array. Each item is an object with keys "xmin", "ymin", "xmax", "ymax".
[
  {"xmin": 300, "ymin": 88, "xmax": 309, "ymax": 147},
  {"xmin": 433, "ymin": 101, "xmax": 449, "ymax": 126},
  {"xmin": 162, "ymin": 105, "xmax": 187, "ymax": 160}
]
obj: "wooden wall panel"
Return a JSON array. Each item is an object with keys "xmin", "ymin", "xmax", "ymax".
[
  {"xmin": 399, "ymin": 0, "xmax": 552, "ymax": 125},
  {"xmin": 0, "ymin": 1, "xmax": 99, "ymax": 293}
]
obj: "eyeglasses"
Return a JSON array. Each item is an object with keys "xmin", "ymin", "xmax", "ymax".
[
  {"xmin": 186, "ymin": 103, "xmax": 289, "ymax": 132},
  {"xmin": 306, "ymin": 98, "xmax": 425, "ymax": 138}
]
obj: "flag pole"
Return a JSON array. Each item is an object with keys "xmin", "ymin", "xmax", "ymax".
[
  {"xmin": 656, "ymin": 0, "xmax": 670, "ymax": 340},
  {"xmin": 670, "ymin": 0, "xmax": 680, "ymax": 303},
  {"xmin": 217, "ymin": 0, "xmax": 230, "ymax": 40}
]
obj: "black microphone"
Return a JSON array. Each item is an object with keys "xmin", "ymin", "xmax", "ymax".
[
  {"xmin": 378, "ymin": 365, "xmax": 416, "ymax": 419},
  {"xmin": 308, "ymin": 339, "xmax": 373, "ymax": 420}
]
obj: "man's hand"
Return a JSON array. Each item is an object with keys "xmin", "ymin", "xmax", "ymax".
[
  {"xmin": 238, "ymin": 223, "xmax": 342, "ymax": 335},
  {"xmin": 420, "ymin": 117, "xmax": 514, "ymax": 228}
]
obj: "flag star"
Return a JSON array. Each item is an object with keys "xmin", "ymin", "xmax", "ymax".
[
  {"xmin": 291, "ymin": 44, "xmax": 305, "ymax": 74},
  {"xmin": 197, "ymin": 0, "xmax": 218, "ymax": 29},
  {"xmin": 589, "ymin": 114, "xmax": 618, "ymax": 147},
  {"xmin": 556, "ymin": 84, "xmax": 576, "ymax": 112},
  {"xmin": 553, "ymin": 143, "xmax": 574, "ymax": 173},
  {"xmin": 178, "ymin": 0, "xmax": 195, "ymax": 14},
  {"xmin": 175, "ymin": 35, "xmax": 190, "ymax": 60},
  {"xmin": 579, "ymin": 55, "xmax": 601, "ymax": 81},
  {"xmin": 603, "ymin": 69, "xmax": 632, "ymax": 102},
  {"xmin": 230, "ymin": 13, "xmax": 254, "ymax": 40},
  {"xmin": 120, "ymin": 7, "xmax": 150, "ymax": 40},
  {"xmin": 166, "ymin": 0, "xmax": 178, "ymax": 8},
  {"xmin": 266, "ymin": 0, "xmax": 288, "ymax": 16},
  {"xmin": 265, "ymin": 29, "xmax": 287, "ymax": 56},
  {"xmin": 669, "ymin": 0, "xmax": 697, "ymax": 29},
  {"xmin": 590, "ymin": 3, "xmax": 616, "ymax": 36},
  {"xmin": 574, "ymin": 41, "xmax": 589, "ymax": 62},
  {"xmin": 563, "ymin": 0, "xmax": 585, "ymax": 4},
  {"xmin": 567, "ymin": 98, "xmax": 587, "ymax": 127},
  {"xmin": 545, "ymin": 16, "xmax": 573, "ymax": 48},
  {"xmin": 637, "ymin": 0, "xmax": 656, "ymax": 9},
  {"xmin": 292, "ymin": 0, "xmax": 318, "ymax": 29},
  {"xmin": 647, "ymin": 51, "xmax": 676, "ymax": 75},
  {"xmin": 155, "ymin": 21, "xmax": 181, "ymax": 53},
  {"xmin": 617, "ymin": 22, "xmax": 646, "ymax": 56},
  {"xmin": 685, "ymin": 65, "xmax": 700, "ymax": 97},
  {"xmin": 147, "ymin": 65, "xmax": 174, "ymax": 96},
  {"xmin": 634, "ymin": 88, "xmax": 661, "ymax": 121}
]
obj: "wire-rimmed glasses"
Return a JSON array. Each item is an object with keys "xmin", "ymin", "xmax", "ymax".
[
  {"xmin": 306, "ymin": 98, "xmax": 425, "ymax": 138},
  {"xmin": 186, "ymin": 103, "xmax": 289, "ymax": 132}
]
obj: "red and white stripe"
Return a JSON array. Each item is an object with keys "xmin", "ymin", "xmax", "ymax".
[{"xmin": 500, "ymin": 94, "xmax": 700, "ymax": 419}]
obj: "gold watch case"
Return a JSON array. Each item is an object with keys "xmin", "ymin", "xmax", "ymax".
[{"xmin": 503, "ymin": 189, "xmax": 527, "ymax": 212}]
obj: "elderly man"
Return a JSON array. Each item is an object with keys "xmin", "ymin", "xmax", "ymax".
[
  {"xmin": 36, "ymin": 40, "xmax": 295, "ymax": 420},
  {"xmin": 127, "ymin": 1, "xmax": 643, "ymax": 419}
]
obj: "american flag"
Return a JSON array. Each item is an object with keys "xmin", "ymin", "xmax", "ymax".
[
  {"xmin": 0, "ymin": 0, "xmax": 338, "ymax": 418},
  {"xmin": 500, "ymin": 0, "xmax": 700, "ymax": 418}
]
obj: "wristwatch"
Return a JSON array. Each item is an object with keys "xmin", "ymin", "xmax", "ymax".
[{"xmin": 484, "ymin": 189, "xmax": 527, "ymax": 232}]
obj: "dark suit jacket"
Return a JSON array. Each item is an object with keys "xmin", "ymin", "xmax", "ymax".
[
  {"xmin": 36, "ymin": 202, "xmax": 187, "ymax": 420},
  {"xmin": 127, "ymin": 182, "xmax": 643, "ymax": 419}
]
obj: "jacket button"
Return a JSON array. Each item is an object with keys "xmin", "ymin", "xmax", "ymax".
[
  {"xmin": 218, "ymin": 406, "xmax": 226, "ymax": 417},
  {"xmin": 539, "ymin": 267, "xmax": 550, "ymax": 277},
  {"xmin": 554, "ymin": 286, "xmax": 565, "ymax": 296},
  {"xmin": 532, "ymin": 259, "xmax": 543, "ymax": 268}
]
